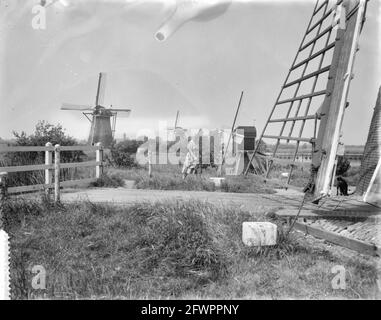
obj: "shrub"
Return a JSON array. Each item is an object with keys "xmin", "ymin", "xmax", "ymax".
[
  {"xmin": 2, "ymin": 121, "xmax": 86, "ymax": 187},
  {"xmin": 110, "ymin": 139, "xmax": 144, "ymax": 168},
  {"xmin": 91, "ymin": 172, "xmax": 125, "ymax": 188},
  {"xmin": 221, "ymin": 175, "xmax": 276, "ymax": 194}
]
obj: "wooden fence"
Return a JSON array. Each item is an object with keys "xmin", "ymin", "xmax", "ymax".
[{"xmin": 0, "ymin": 142, "xmax": 104, "ymax": 202}]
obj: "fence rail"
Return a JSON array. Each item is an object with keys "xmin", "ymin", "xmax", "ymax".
[{"xmin": 0, "ymin": 142, "xmax": 104, "ymax": 202}]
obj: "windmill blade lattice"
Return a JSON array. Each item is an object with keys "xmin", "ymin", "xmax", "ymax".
[{"xmin": 244, "ymin": 0, "xmax": 367, "ymax": 193}]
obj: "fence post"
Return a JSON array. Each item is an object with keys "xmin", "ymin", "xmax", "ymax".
[
  {"xmin": 148, "ymin": 150, "xmax": 152, "ymax": 178},
  {"xmin": 96, "ymin": 142, "xmax": 103, "ymax": 179},
  {"xmin": 45, "ymin": 142, "xmax": 53, "ymax": 197},
  {"xmin": 54, "ymin": 144, "xmax": 61, "ymax": 203},
  {"xmin": 0, "ymin": 172, "xmax": 8, "ymax": 202},
  {"xmin": 0, "ymin": 172, "xmax": 8, "ymax": 228}
]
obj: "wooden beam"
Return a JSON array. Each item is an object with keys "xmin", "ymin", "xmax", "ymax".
[
  {"xmin": 300, "ymin": 25, "xmax": 333, "ymax": 51},
  {"xmin": 0, "ymin": 146, "xmax": 54, "ymax": 152},
  {"xmin": 0, "ymin": 164, "xmax": 53, "ymax": 173},
  {"xmin": 291, "ymin": 42, "xmax": 335, "ymax": 70},
  {"xmin": 293, "ymin": 221, "xmax": 380, "ymax": 256},
  {"xmin": 314, "ymin": 0, "xmax": 366, "ymax": 197},
  {"xmin": 262, "ymin": 135, "xmax": 314, "ymax": 143},
  {"xmin": 276, "ymin": 208, "xmax": 380, "ymax": 221},
  {"xmin": 269, "ymin": 115, "xmax": 317, "ymax": 123},
  {"xmin": 60, "ymin": 161, "xmax": 101, "ymax": 170},
  {"xmin": 284, "ymin": 67, "xmax": 331, "ymax": 88},
  {"xmin": 277, "ymin": 90, "xmax": 327, "ymax": 105}
]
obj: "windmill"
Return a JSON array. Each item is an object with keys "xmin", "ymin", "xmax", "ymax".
[
  {"xmin": 167, "ymin": 110, "xmax": 185, "ymax": 137},
  {"xmin": 61, "ymin": 72, "xmax": 131, "ymax": 148}
]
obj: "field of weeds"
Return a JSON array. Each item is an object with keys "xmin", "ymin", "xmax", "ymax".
[
  {"xmin": 4, "ymin": 196, "xmax": 379, "ymax": 299},
  {"xmin": 104, "ymin": 165, "xmax": 280, "ymax": 194}
]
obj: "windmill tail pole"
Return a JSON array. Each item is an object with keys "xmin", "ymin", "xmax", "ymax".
[
  {"xmin": 218, "ymin": 91, "xmax": 244, "ymax": 176},
  {"xmin": 174, "ymin": 110, "xmax": 180, "ymax": 128},
  {"xmin": 318, "ymin": 0, "xmax": 366, "ymax": 197}
]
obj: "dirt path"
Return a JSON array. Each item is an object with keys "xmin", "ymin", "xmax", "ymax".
[{"xmin": 61, "ymin": 188, "xmax": 305, "ymax": 212}]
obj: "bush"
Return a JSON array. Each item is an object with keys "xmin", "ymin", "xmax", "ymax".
[
  {"xmin": 2, "ymin": 121, "xmax": 86, "ymax": 187},
  {"xmin": 91, "ymin": 172, "xmax": 125, "ymax": 188},
  {"xmin": 221, "ymin": 175, "xmax": 276, "ymax": 194},
  {"xmin": 110, "ymin": 139, "xmax": 144, "ymax": 168}
]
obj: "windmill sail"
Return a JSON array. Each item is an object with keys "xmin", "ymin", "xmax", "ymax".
[
  {"xmin": 108, "ymin": 108, "xmax": 131, "ymax": 112},
  {"xmin": 61, "ymin": 103, "xmax": 93, "ymax": 111},
  {"xmin": 243, "ymin": 0, "xmax": 367, "ymax": 198},
  {"xmin": 95, "ymin": 72, "xmax": 107, "ymax": 106}
]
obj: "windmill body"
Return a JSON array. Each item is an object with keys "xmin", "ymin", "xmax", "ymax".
[{"xmin": 61, "ymin": 73, "xmax": 131, "ymax": 148}]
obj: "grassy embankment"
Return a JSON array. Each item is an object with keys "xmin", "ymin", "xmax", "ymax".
[{"xmin": 4, "ymin": 196, "xmax": 378, "ymax": 300}]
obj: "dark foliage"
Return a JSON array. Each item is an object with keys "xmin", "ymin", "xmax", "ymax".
[
  {"xmin": 110, "ymin": 139, "xmax": 144, "ymax": 168},
  {"xmin": 2, "ymin": 121, "xmax": 86, "ymax": 186}
]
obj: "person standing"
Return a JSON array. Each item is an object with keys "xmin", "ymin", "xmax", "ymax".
[{"xmin": 182, "ymin": 136, "xmax": 198, "ymax": 179}]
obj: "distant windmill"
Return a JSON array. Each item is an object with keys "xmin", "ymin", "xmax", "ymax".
[
  {"xmin": 167, "ymin": 109, "xmax": 185, "ymax": 138},
  {"xmin": 61, "ymin": 72, "xmax": 131, "ymax": 148}
]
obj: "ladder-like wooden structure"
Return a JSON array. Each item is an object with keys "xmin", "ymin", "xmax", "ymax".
[{"xmin": 244, "ymin": 0, "xmax": 367, "ymax": 197}]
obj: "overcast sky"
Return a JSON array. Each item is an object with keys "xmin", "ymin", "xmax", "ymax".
[{"xmin": 0, "ymin": 0, "xmax": 380, "ymax": 145}]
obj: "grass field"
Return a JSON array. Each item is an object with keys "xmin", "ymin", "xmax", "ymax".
[
  {"xmin": 4, "ymin": 196, "xmax": 379, "ymax": 300},
  {"xmin": 103, "ymin": 164, "xmax": 281, "ymax": 194}
]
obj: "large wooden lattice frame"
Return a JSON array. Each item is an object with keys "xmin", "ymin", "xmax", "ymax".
[{"xmin": 244, "ymin": 0, "xmax": 367, "ymax": 197}]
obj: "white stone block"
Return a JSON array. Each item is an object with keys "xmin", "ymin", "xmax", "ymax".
[
  {"xmin": 242, "ymin": 222, "xmax": 277, "ymax": 246},
  {"xmin": 209, "ymin": 177, "xmax": 225, "ymax": 188}
]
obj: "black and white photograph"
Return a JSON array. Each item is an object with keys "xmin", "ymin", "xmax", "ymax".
[{"xmin": 0, "ymin": 0, "xmax": 380, "ymax": 305}]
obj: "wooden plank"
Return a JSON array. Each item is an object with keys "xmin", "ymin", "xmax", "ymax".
[
  {"xmin": 277, "ymin": 90, "xmax": 327, "ymax": 105},
  {"xmin": 0, "ymin": 146, "xmax": 54, "ymax": 152},
  {"xmin": 60, "ymin": 145, "xmax": 100, "ymax": 152},
  {"xmin": 269, "ymin": 115, "xmax": 316, "ymax": 123},
  {"xmin": 61, "ymin": 178, "xmax": 97, "ymax": 188},
  {"xmin": 314, "ymin": 1, "xmax": 366, "ymax": 196},
  {"xmin": 276, "ymin": 208, "xmax": 380, "ymax": 220},
  {"xmin": 60, "ymin": 161, "xmax": 101, "ymax": 169},
  {"xmin": 292, "ymin": 42, "xmax": 335, "ymax": 70},
  {"xmin": 313, "ymin": 0, "xmax": 329, "ymax": 17},
  {"xmin": 8, "ymin": 184, "xmax": 49, "ymax": 194},
  {"xmin": 300, "ymin": 25, "xmax": 333, "ymax": 51},
  {"xmin": 262, "ymin": 135, "xmax": 313, "ymax": 143},
  {"xmin": 293, "ymin": 221, "xmax": 380, "ymax": 256},
  {"xmin": 0, "ymin": 145, "xmax": 99, "ymax": 153},
  {"xmin": 9, "ymin": 178, "xmax": 97, "ymax": 194},
  {"xmin": 284, "ymin": 66, "xmax": 330, "ymax": 88},
  {"xmin": 256, "ymin": 153, "xmax": 307, "ymax": 166},
  {"xmin": 0, "ymin": 164, "xmax": 52, "ymax": 173},
  {"xmin": 308, "ymin": 1, "xmax": 340, "ymax": 34}
]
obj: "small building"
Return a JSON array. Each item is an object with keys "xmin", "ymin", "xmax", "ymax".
[
  {"xmin": 233, "ymin": 126, "xmax": 257, "ymax": 154},
  {"xmin": 231, "ymin": 126, "xmax": 257, "ymax": 175}
]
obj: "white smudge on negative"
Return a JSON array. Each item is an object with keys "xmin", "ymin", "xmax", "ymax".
[{"xmin": 0, "ymin": 230, "xmax": 10, "ymax": 300}]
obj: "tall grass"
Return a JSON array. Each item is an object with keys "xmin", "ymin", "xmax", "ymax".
[
  {"xmin": 6, "ymin": 199, "xmax": 228, "ymax": 298},
  {"xmin": 6, "ymin": 197, "xmax": 379, "ymax": 299},
  {"xmin": 105, "ymin": 165, "xmax": 277, "ymax": 194},
  {"xmin": 6, "ymin": 198, "xmax": 296, "ymax": 299}
]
